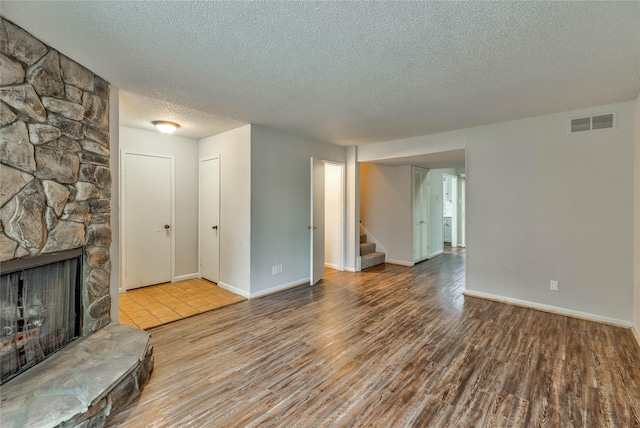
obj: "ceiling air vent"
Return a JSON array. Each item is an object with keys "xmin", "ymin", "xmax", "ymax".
[{"xmin": 570, "ymin": 112, "xmax": 615, "ymax": 133}]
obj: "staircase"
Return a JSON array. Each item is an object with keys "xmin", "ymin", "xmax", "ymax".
[{"xmin": 359, "ymin": 233, "xmax": 385, "ymax": 270}]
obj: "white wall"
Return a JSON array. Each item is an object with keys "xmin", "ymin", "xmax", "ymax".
[
  {"xmin": 109, "ymin": 86, "xmax": 119, "ymax": 321},
  {"xmin": 325, "ymin": 163, "xmax": 343, "ymax": 269},
  {"xmin": 250, "ymin": 125, "xmax": 345, "ymax": 296},
  {"xmin": 634, "ymin": 94, "xmax": 640, "ymax": 338},
  {"xmin": 119, "ymin": 126, "xmax": 199, "ymax": 279},
  {"xmin": 199, "ymin": 125, "xmax": 252, "ymax": 296},
  {"xmin": 359, "ymin": 163, "xmax": 413, "ymax": 264},
  {"xmin": 359, "ymin": 101, "xmax": 636, "ymax": 325}
]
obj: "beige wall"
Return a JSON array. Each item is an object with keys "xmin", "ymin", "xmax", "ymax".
[
  {"xmin": 250, "ymin": 125, "xmax": 345, "ymax": 297},
  {"xmin": 360, "ymin": 163, "xmax": 413, "ymax": 264},
  {"xmin": 199, "ymin": 125, "xmax": 252, "ymax": 296},
  {"xmin": 359, "ymin": 101, "xmax": 635, "ymax": 325}
]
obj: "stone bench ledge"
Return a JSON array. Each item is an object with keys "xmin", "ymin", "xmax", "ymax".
[{"xmin": 0, "ymin": 323, "xmax": 153, "ymax": 428}]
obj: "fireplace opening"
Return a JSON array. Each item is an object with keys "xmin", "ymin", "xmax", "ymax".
[{"xmin": 0, "ymin": 248, "xmax": 83, "ymax": 385}]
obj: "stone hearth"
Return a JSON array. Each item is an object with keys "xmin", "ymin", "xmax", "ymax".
[{"xmin": 0, "ymin": 324, "xmax": 153, "ymax": 428}]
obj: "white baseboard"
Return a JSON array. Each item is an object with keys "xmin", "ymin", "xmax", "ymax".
[
  {"xmin": 325, "ymin": 262, "xmax": 339, "ymax": 269},
  {"xmin": 463, "ymin": 289, "xmax": 632, "ymax": 328},
  {"xmin": 173, "ymin": 273, "xmax": 199, "ymax": 282},
  {"xmin": 387, "ymin": 259, "xmax": 414, "ymax": 267},
  {"xmin": 218, "ymin": 281, "xmax": 250, "ymax": 299},
  {"xmin": 429, "ymin": 250, "xmax": 444, "ymax": 258},
  {"xmin": 250, "ymin": 278, "xmax": 310, "ymax": 299},
  {"xmin": 345, "ymin": 266, "xmax": 357, "ymax": 272},
  {"xmin": 633, "ymin": 327, "xmax": 640, "ymax": 348}
]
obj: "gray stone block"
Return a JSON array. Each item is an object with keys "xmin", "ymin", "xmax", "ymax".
[
  {"xmin": 0, "ymin": 83, "xmax": 46, "ymax": 122},
  {"xmin": 0, "ymin": 101, "xmax": 17, "ymax": 126},
  {"xmin": 0, "ymin": 163, "xmax": 33, "ymax": 207},
  {"xmin": 28, "ymin": 123, "xmax": 61, "ymax": 145},
  {"xmin": 0, "ymin": 19, "xmax": 47, "ymax": 65},
  {"xmin": 60, "ymin": 54, "xmax": 94, "ymax": 92},
  {"xmin": 0, "ymin": 120, "xmax": 36, "ymax": 172},
  {"xmin": 0, "ymin": 52, "xmax": 25, "ymax": 85},
  {"xmin": 26, "ymin": 49, "xmax": 64, "ymax": 97},
  {"xmin": 35, "ymin": 145, "xmax": 80, "ymax": 183}
]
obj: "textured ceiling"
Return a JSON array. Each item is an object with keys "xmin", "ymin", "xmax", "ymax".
[
  {"xmin": 119, "ymin": 91, "xmax": 246, "ymax": 140},
  {"xmin": 2, "ymin": 1, "xmax": 639, "ymax": 145}
]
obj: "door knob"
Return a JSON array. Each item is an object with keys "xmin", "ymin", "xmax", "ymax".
[
  {"xmin": 164, "ymin": 224, "xmax": 170, "ymax": 229},
  {"xmin": 308, "ymin": 226, "xmax": 317, "ymax": 230},
  {"xmin": 212, "ymin": 225, "xmax": 218, "ymax": 230}
]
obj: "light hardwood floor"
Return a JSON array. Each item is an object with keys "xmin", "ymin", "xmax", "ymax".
[
  {"xmin": 119, "ymin": 279, "xmax": 245, "ymax": 329},
  {"xmin": 108, "ymin": 248, "xmax": 640, "ymax": 427}
]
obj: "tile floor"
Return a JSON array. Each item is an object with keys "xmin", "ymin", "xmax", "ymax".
[{"xmin": 118, "ymin": 278, "xmax": 245, "ymax": 329}]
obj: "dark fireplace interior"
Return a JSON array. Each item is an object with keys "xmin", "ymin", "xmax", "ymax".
[{"xmin": 0, "ymin": 249, "xmax": 83, "ymax": 385}]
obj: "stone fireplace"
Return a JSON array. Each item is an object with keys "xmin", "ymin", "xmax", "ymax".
[
  {"xmin": 0, "ymin": 17, "xmax": 112, "ymax": 334},
  {"xmin": 1, "ymin": 249, "xmax": 83, "ymax": 384},
  {"xmin": 1, "ymin": 17, "xmax": 152, "ymax": 427}
]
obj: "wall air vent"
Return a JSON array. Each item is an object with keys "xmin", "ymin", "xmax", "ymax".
[{"xmin": 570, "ymin": 112, "xmax": 615, "ymax": 133}]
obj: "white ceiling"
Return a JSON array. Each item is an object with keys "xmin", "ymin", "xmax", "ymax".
[{"xmin": 2, "ymin": 1, "xmax": 639, "ymax": 144}]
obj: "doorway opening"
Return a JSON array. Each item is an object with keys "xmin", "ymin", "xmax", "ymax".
[
  {"xmin": 324, "ymin": 162, "xmax": 345, "ymax": 272},
  {"xmin": 310, "ymin": 159, "xmax": 346, "ymax": 285},
  {"xmin": 443, "ymin": 173, "xmax": 458, "ymax": 247}
]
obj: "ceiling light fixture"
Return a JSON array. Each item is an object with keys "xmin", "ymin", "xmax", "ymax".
[{"xmin": 153, "ymin": 121, "xmax": 180, "ymax": 134}]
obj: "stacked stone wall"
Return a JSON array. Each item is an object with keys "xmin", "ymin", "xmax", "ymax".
[{"xmin": 0, "ymin": 17, "xmax": 111, "ymax": 333}]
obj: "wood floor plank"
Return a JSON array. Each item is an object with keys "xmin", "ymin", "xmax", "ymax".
[{"xmin": 107, "ymin": 248, "xmax": 640, "ymax": 427}]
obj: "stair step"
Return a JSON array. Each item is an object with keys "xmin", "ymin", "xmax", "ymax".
[
  {"xmin": 359, "ymin": 242, "xmax": 376, "ymax": 256},
  {"xmin": 361, "ymin": 252, "xmax": 385, "ymax": 270},
  {"xmin": 360, "ymin": 234, "xmax": 367, "ymax": 244}
]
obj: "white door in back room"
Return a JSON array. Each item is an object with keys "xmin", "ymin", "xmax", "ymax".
[
  {"xmin": 122, "ymin": 151, "xmax": 174, "ymax": 290},
  {"xmin": 200, "ymin": 157, "xmax": 220, "ymax": 283},
  {"xmin": 310, "ymin": 157, "xmax": 325, "ymax": 285},
  {"xmin": 413, "ymin": 166, "xmax": 430, "ymax": 263}
]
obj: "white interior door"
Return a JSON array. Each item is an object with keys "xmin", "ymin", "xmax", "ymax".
[
  {"xmin": 451, "ymin": 175, "xmax": 458, "ymax": 247},
  {"xmin": 413, "ymin": 167, "xmax": 430, "ymax": 262},
  {"xmin": 460, "ymin": 176, "xmax": 466, "ymax": 247},
  {"xmin": 310, "ymin": 157, "xmax": 325, "ymax": 285},
  {"xmin": 123, "ymin": 152, "xmax": 173, "ymax": 290},
  {"xmin": 200, "ymin": 157, "xmax": 220, "ymax": 283}
]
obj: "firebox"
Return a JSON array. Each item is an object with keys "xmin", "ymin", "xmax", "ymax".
[{"xmin": 0, "ymin": 248, "xmax": 83, "ymax": 385}]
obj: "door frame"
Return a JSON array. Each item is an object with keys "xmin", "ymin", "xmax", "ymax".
[
  {"xmin": 310, "ymin": 157, "xmax": 325, "ymax": 285},
  {"xmin": 120, "ymin": 149, "xmax": 176, "ymax": 292},
  {"xmin": 323, "ymin": 161, "xmax": 346, "ymax": 272},
  {"xmin": 443, "ymin": 172, "xmax": 459, "ymax": 247},
  {"xmin": 412, "ymin": 166, "xmax": 431, "ymax": 263},
  {"xmin": 198, "ymin": 155, "xmax": 221, "ymax": 282}
]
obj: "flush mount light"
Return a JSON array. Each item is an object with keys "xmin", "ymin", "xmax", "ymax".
[{"xmin": 152, "ymin": 121, "xmax": 180, "ymax": 134}]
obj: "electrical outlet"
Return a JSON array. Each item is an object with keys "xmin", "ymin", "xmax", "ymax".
[
  {"xmin": 272, "ymin": 264, "xmax": 283, "ymax": 275},
  {"xmin": 550, "ymin": 280, "xmax": 559, "ymax": 291}
]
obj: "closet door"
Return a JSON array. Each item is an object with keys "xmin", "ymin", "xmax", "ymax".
[
  {"xmin": 123, "ymin": 152, "xmax": 173, "ymax": 289},
  {"xmin": 200, "ymin": 157, "xmax": 220, "ymax": 283}
]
